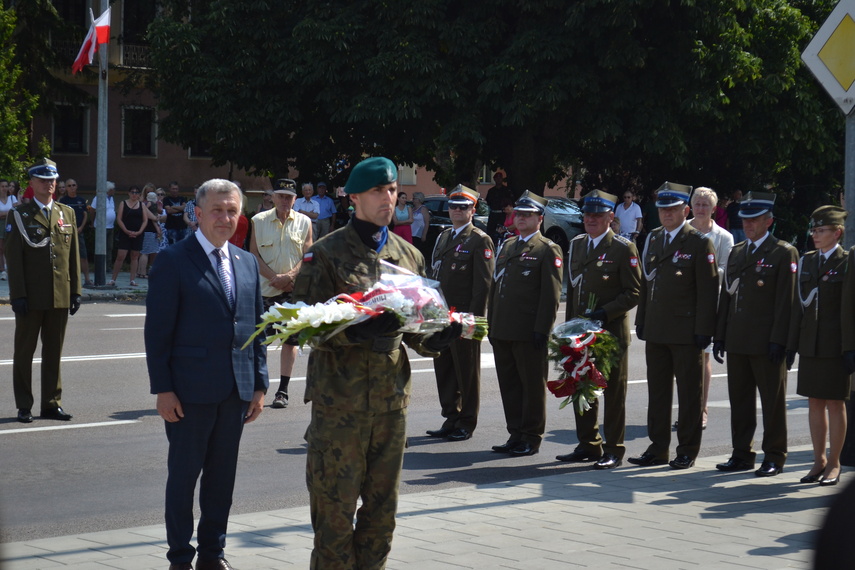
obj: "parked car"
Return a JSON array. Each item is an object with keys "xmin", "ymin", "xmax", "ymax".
[{"xmin": 541, "ymin": 197, "xmax": 585, "ymax": 255}]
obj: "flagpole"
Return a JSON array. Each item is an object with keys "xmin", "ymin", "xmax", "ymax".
[{"xmin": 93, "ymin": 2, "xmax": 109, "ymax": 286}]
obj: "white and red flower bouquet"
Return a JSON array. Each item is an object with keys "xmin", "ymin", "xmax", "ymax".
[
  {"xmin": 244, "ymin": 261, "xmax": 487, "ymax": 349},
  {"xmin": 547, "ymin": 318, "xmax": 620, "ymax": 415}
]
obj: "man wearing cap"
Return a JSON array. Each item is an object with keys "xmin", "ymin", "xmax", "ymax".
[
  {"xmin": 7, "ymin": 158, "xmax": 81, "ymax": 423},
  {"xmin": 713, "ymin": 191, "xmax": 797, "ymax": 477},
  {"xmin": 312, "ymin": 181, "xmax": 337, "ymax": 239},
  {"xmin": 250, "ymin": 178, "xmax": 312, "ymax": 410},
  {"xmin": 426, "ymin": 185, "xmax": 495, "ymax": 442},
  {"xmin": 489, "ymin": 190, "xmax": 563, "ymax": 457},
  {"xmin": 629, "ymin": 182, "xmax": 718, "ymax": 470},
  {"xmin": 556, "ymin": 190, "xmax": 641, "ymax": 469},
  {"xmin": 293, "ymin": 157, "xmax": 461, "ymax": 568}
]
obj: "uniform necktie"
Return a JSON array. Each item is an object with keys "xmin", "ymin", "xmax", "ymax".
[
  {"xmin": 750, "ymin": 243, "xmax": 758, "ymax": 255},
  {"xmin": 213, "ymin": 249, "xmax": 234, "ymax": 308},
  {"xmin": 664, "ymin": 232, "xmax": 671, "ymax": 249},
  {"xmin": 588, "ymin": 239, "xmax": 594, "ymax": 255},
  {"xmin": 43, "ymin": 207, "xmax": 50, "ymax": 220}
]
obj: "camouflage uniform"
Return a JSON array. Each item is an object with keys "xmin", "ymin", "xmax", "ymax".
[{"xmin": 293, "ymin": 222, "xmax": 437, "ymax": 570}]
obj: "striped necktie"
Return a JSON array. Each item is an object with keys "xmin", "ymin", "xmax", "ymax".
[{"xmin": 213, "ymin": 249, "xmax": 234, "ymax": 308}]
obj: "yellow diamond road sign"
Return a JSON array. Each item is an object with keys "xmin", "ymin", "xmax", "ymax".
[
  {"xmin": 804, "ymin": 0, "xmax": 855, "ymax": 114},
  {"xmin": 802, "ymin": 0, "xmax": 855, "ymax": 115}
]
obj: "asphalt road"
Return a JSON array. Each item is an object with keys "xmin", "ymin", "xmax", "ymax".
[{"xmin": 0, "ymin": 301, "xmax": 811, "ymax": 543}]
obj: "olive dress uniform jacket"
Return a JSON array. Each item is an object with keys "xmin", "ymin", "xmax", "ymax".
[
  {"xmin": 636, "ymin": 223, "xmax": 719, "ymax": 343},
  {"xmin": 566, "ymin": 230, "xmax": 641, "ymax": 346},
  {"xmin": 716, "ymin": 235, "xmax": 798, "ymax": 353},
  {"xmin": 488, "ymin": 231, "xmax": 563, "ymax": 340},
  {"xmin": 788, "ymin": 246, "xmax": 847, "ymax": 358},
  {"xmin": 7, "ymin": 200, "xmax": 81, "ymax": 308},
  {"xmin": 431, "ymin": 223, "xmax": 493, "ymax": 315}
]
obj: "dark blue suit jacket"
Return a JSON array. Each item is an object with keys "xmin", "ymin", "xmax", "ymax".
[{"xmin": 145, "ymin": 235, "xmax": 268, "ymax": 403}]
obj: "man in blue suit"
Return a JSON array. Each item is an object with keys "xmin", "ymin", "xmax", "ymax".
[{"xmin": 145, "ymin": 179, "xmax": 268, "ymax": 570}]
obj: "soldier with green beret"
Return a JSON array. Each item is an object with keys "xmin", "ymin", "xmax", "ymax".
[
  {"xmin": 293, "ymin": 156, "xmax": 462, "ymax": 569},
  {"xmin": 7, "ymin": 158, "xmax": 81, "ymax": 423},
  {"xmin": 713, "ymin": 191, "xmax": 798, "ymax": 477},
  {"xmin": 789, "ymin": 205, "xmax": 850, "ymax": 486}
]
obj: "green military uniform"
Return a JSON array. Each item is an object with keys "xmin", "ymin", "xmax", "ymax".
[
  {"xmin": 565, "ymin": 229, "xmax": 640, "ymax": 459},
  {"xmin": 294, "ymin": 221, "xmax": 438, "ymax": 569},
  {"xmin": 789, "ymin": 245, "xmax": 851, "ymax": 400},
  {"xmin": 488, "ymin": 230, "xmax": 563, "ymax": 450},
  {"xmin": 7, "ymin": 200, "xmax": 81, "ymax": 413},
  {"xmin": 636, "ymin": 222, "xmax": 718, "ymax": 461},
  {"xmin": 716, "ymin": 234, "xmax": 797, "ymax": 466},
  {"xmin": 430, "ymin": 222, "xmax": 494, "ymax": 434}
]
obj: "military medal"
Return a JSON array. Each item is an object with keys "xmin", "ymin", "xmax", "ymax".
[
  {"xmin": 822, "ymin": 275, "xmax": 829, "ymax": 281},
  {"xmin": 596, "ymin": 261, "xmax": 603, "ymax": 267},
  {"xmin": 757, "ymin": 280, "xmax": 765, "ymax": 286},
  {"xmin": 602, "ymin": 275, "xmax": 609, "ymax": 280},
  {"xmin": 675, "ymin": 270, "xmax": 683, "ymax": 276}
]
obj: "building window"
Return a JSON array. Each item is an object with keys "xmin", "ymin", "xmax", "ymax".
[
  {"xmin": 122, "ymin": 106, "xmax": 157, "ymax": 157},
  {"xmin": 398, "ymin": 164, "xmax": 417, "ymax": 185},
  {"xmin": 53, "ymin": 104, "xmax": 89, "ymax": 154}
]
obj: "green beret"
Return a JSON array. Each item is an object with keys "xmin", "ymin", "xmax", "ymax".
[{"xmin": 345, "ymin": 157, "xmax": 397, "ymax": 195}]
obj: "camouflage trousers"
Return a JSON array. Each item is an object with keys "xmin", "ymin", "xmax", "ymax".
[{"xmin": 305, "ymin": 404, "xmax": 407, "ymax": 570}]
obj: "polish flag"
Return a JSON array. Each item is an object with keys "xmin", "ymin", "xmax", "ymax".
[{"xmin": 72, "ymin": 7, "xmax": 111, "ymax": 74}]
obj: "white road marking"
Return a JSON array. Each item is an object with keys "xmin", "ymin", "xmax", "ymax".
[{"xmin": 0, "ymin": 420, "xmax": 138, "ymax": 435}]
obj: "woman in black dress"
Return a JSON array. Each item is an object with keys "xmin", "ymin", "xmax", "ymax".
[{"xmin": 789, "ymin": 206, "xmax": 849, "ymax": 486}]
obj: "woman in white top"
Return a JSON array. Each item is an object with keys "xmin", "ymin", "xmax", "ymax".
[
  {"xmin": 0, "ymin": 178, "xmax": 18, "ymax": 280},
  {"xmin": 410, "ymin": 192, "xmax": 431, "ymax": 255},
  {"xmin": 689, "ymin": 186, "xmax": 734, "ymax": 429},
  {"xmin": 614, "ymin": 190, "xmax": 643, "ymax": 242}
]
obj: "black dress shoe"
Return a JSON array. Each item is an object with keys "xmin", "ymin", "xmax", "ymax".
[
  {"xmin": 555, "ymin": 449, "xmax": 602, "ymax": 463},
  {"xmin": 627, "ymin": 452, "xmax": 668, "ymax": 467},
  {"xmin": 509, "ymin": 442, "xmax": 539, "ymax": 456},
  {"xmin": 820, "ymin": 475, "xmax": 840, "ymax": 486},
  {"xmin": 492, "ymin": 441, "xmax": 517, "ymax": 453},
  {"xmin": 715, "ymin": 457, "xmax": 754, "ymax": 472},
  {"xmin": 755, "ymin": 461, "xmax": 784, "ymax": 477},
  {"xmin": 168, "ymin": 563, "xmax": 193, "ymax": 570},
  {"xmin": 195, "ymin": 557, "xmax": 234, "ymax": 570},
  {"xmin": 593, "ymin": 453, "xmax": 622, "ymax": 470},
  {"xmin": 17, "ymin": 409, "xmax": 33, "ymax": 423},
  {"xmin": 800, "ymin": 473, "xmax": 823, "ymax": 484},
  {"xmin": 669, "ymin": 455, "xmax": 695, "ymax": 470},
  {"xmin": 40, "ymin": 407, "xmax": 72, "ymax": 421},
  {"xmin": 446, "ymin": 428, "xmax": 472, "ymax": 441},
  {"xmin": 426, "ymin": 427, "xmax": 452, "ymax": 438}
]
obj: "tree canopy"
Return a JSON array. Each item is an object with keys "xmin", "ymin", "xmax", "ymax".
[
  {"xmin": 147, "ymin": 0, "xmax": 843, "ymax": 216},
  {"xmin": 0, "ymin": 6, "xmax": 37, "ymax": 178}
]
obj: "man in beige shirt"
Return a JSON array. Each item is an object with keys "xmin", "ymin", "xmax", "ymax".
[{"xmin": 250, "ymin": 178, "xmax": 313, "ymax": 409}]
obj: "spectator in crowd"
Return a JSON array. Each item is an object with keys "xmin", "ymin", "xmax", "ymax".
[
  {"xmin": 256, "ymin": 189, "xmax": 274, "ymax": 215},
  {"xmin": 426, "ymin": 185, "xmax": 494, "ymax": 443},
  {"xmin": 138, "ymin": 186, "xmax": 164, "ymax": 278},
  {"xmin": 641, "ymin": 187, "xmax": 660, "ymax": 242},
  {"xmin": 228, "ymin": 190, "xmax": 250, "ymax": 249},
  {"xmin": 614, "ymin": 190, "xmax": 643, "ymax": 242},
  {"xmin": 0, "ymin": 178, "xmax": 19, "ymax": 281},
  {"xmin": 294, "ymin": 182, "xmax": 319, "ymax": 240},
  {"xmin": 9, "ymin": 180, "xmax": 21, "ymax": 200},
  {"xmin": 556, "ymin": 190, "xmax": 641, "ymax": 470},
  {"xmin": 790, "ymin": 206, "xmax": 850, "ymax": 487},
  {"xmin": 7, "ymin": 158, "xmax": 81, "ymax": 423},
  {"xmin": 726, "ymin": 189, "xmax": 745, "ymax": 243},
  {"xmin": 714, "ymin": 191, "xmax": 797, "ymax": 477},
  {"xmin": 110, "ymin": 185, "xmax": 159, "ymax": 287},
  {"xmin": 312, "ymin": 181, "xmax": 337, "ymax": 239},
  {"xmin": 392, "ymin": 191, "xmax": 414, "ymax": 243},
  {"xmin": 335, "ymin": 188, "xmax": 353, "ymax": 228},
  {"xmin": 489, "ymin": 191, "xmax": 563, "ymax": 457},
  {"xmin": 58, "ymin": 178, "xmax": 92, "ymax": 286},
  {"xmin": 630, "ymin": 182, "xmax": 718, "ymax": 470},
  {"xmin": 250, "ymin": 178, "xmax": 312, "ymax": 410},
  {"xmin": 56, "ymin": 179, "xmax": 66, "ymax": 199},
  {"xmin": 182, "ymin": 196, "xmax": 198, "ymax": 236},
  {"xmin": 410, "ymin": 191, "xmax": 431, "ymax": 257},
  {"xmin": 145, "ymin": 178, "xmax": 268, "ymax": 570},
  {"xmin": 688, "ymin": 187, "xmax": 733, "ymax": 429},
  {"xmin": 163, "ymin": 181, "xmax": 188, "ymax": 244},
  {"xmin": 292, "ymin": 156, "xmax": 459, "ymax": 568},
  {"xmin": 89, "ymin": 181, "xmax": 117, "ymax": 268},
  {"xmin": 714, "ymin": 193, "xmax": 730, "ymax": 228},
  {"xmin": 485, "ymin": 172, "xmax": 513, "ymax": 243}
]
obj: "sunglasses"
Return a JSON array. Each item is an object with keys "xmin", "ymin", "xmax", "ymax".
[
  {"xmin": 448, "ymin": 203, "xmax": 471, "ymax": 210},
  {"xmin": 131, "ymin": 190, "xmax": 141, "ymax": 194}
]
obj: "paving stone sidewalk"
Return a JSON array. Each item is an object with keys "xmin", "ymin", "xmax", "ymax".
[{"xmin": 1, "ymin": 446, "xmax": 842, "ymax": 569}]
